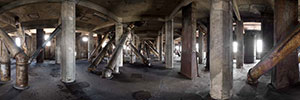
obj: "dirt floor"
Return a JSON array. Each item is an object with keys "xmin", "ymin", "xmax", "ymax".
[{"xmin": 0, "ymin": 59, "xmax": 299, "ymax": 100}]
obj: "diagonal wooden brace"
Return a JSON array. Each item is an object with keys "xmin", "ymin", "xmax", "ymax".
[{"xmin": 247, "ymin": 24, "xmax": 300, "ymax": 85}]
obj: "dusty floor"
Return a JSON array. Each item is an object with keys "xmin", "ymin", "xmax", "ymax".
[{"xmin": 0, "ymin": 59, "xmax": 299, "ymax": 100}]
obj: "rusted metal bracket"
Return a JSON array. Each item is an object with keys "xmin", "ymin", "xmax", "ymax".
[{"xmin": 247, "ymin": 24, "xmax": 300, "ymax": 85}]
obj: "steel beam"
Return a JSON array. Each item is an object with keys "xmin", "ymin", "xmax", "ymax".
[
  {"xmin": 88, "ymin": 33, "xmax": 109, "ymax": 62},
  {"xmin": 129, "ymin": 42, "xmax": 151, "ymax": 66},
  {"xmin": 144, "ymin": 40, "xmax": 160, "ymax": 58},
  {"xmin": 247, "ymin": 24, "xmax": 300, "ymax": 85},
  {"xmin": 0, "ymin": 39, "xmax": 10, "ymax": 82},
  {"xmin": 102, "ymin": 27, "xmax": 131, "ymax": 79},
  {"xmin": 88, "ymin": 37, "xmax": 114, "ymax": 71},
  {"xmin": 0, "ymin": 27, "xmax": 29, "ymax": 90},
  {"xmin": 28, "ymin": 24, "xmax": 62, "ymax": 64}
]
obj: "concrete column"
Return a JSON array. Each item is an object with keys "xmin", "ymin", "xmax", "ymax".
[
  {"xmin": 130, "ymin": 33, "xmax": 136, "ymax": 64},
  {"xmin": 272, "ymin": 0, "xmax": 299, "ymax": 89},
  {"xmin": 180, "ymin": 3, "xmax": 197, "ymax": 79},
  {"xmin": 244, "ymin": 31, "xmax": 256, "ymax": 63},
  {"xmin": 88, "ymin": 32, "xmax": 94, "ymax": 59},
  {"xmin": 0, "ymin": 39, "xmax": 10, "ymax": 82},
  {"xmin": 210, "ymin": 0, "xmax": 233, "ymax": 99},
  {"xmin": 235, "ymin": 21, "xmax": 244, "ymax": 68},
  {"xmin": 159, "ymin": 29, "xmax": 163, "ymax": 61},
  {"xmin": 197, "ymin": 31, "xmax": 203, "ymax": 64},
  {"xmin": 156, "ymin": 33, "xmax": 160, "ymax": 54},
  {"xmin": 203, "ymin": 28, "xmax": 209, "ymax": 70},
  {"xmin": 165, "ymin": 19, "xmax": 174, "ymax": 68},
  {"xmin": 36, "ymin": 29, "xmax": 44, "ymax": 63},
  {"xmin": 115, "ymin": 23, "xmax": 123, "ymax": 73},
  {"xmin": 262, "ymin": 16, "xmax": 274, "ymax": 57},
  {"xmin": 61, "ymin": 0, "xmax": 76, "ymax": 83},
  {"xmin": 55, "ymin": 28, "xmax": 62, "ymax": 64}
]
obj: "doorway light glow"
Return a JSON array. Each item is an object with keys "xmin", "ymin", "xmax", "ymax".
[
  {"xmin": 233, "ymin": 41, "xmax": 238, "ymax": 53},
  {"xmin": 44, "ymin": 34, "xmax": 50, "ymax": 40},
  {"xmin": 15, "ymin": 37, "xmax": 21, "ymax": 47},
  {"xmin": 82, "ymin": 37, "xmax": 88, "ymax": 42},
  {"xmin": 257, "ymin": 40, "xmax": 263, "ymax": 53}
]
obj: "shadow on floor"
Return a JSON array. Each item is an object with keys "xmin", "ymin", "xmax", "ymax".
[{"xmin": 0, "ymin": 88, "xmax": 23, "ymax": 100}]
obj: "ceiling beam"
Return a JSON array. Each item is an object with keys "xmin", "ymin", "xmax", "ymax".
[
  {"xmin": 166, "ymin": 0, "xmax": 195, "ymax": 20},
  {"xmin": 0, "ymin": 14, "xmax": 15, "ymax": 28},
  {"xmin": 77, "ymin": 0, "xmax": 121, "ymax": 23},
  {"xmin": 92, "ymin": 21, "xmax": 115, "ymax": 32},
  {"xmin": 0, "ymin": 0, "xmax": 121, "ymax": 27},
  {"xmin": 233, "ymin": 0, "xmax": 242, "ymax": 21}
]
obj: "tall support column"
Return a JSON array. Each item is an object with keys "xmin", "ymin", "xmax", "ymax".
[
  {"xmin": 61, "ymin": 0, "xmax": 76, "ymax": 83},
  {"xmin": 0, "ymin": 39, "xmax": 10, "ymax": 82},
  {"xmin": 55, "ymin": 28, "xmax": 62, "ymax": 64},
  {"xmin": 210, "ymin": 0, "xmax": 233, "ymax": 99},
  {"xmin": 88, "ymin": 32, "xmax": 94, "ymax": 59},
  {"xmin": 272, "ymin": 0, "xmax": 299, "ymax": 89},
  {"xmin": 165, "ymin": 19, "xmax": 174, "ymax": 69},
  {"xmin": 115, "ymin": 23, "xmax": 123, "ymax": 73},
  {"xmin": 180, "ymin": 3, "xmax": 197, "ymax": 79},
  {"xmin": 159, "ymin": 29, "xmax": 163, "ymax": 61},
  {"xmin": 244, "ymin": 31, "xmax": 256, "ymax": 63},
  {"xmin": 203, "ymin": 25, "xmax": 210, "ymax": 70},
  {"xmin": 156, "ymin": 33, "xmax": 160, "ymax": 54},
  {"xmin": 235, "ymin": 21, "xmax": 244, "ymax": 68},
  {"xmin": 197, "ymin": 31, "xmax": 203, "ymax": 64},
  {"xmin": 262, "ymin": 16, "xmax": 274, "ymax": 57},
  {"xmin": 130, "ymin": 33, "xmax": 136, "ymax": 64},
  {"xmin": 36, "ymin": 29, "xmax": 44, "ymax": 63}
]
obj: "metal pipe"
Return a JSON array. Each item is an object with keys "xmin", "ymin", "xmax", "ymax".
[
  {"xmin": 89, "ymin": 33, "xmax": 109, "ymax": 62},
  {"xmin": 129, "ymin": 42, "xmax": 151, "ymax": 66},
  {"xmin": 0, "ymin": 39, "xmax": 10, "ymax": 82},
  {"xmin": 28, "ymin": 24, "xmax": 62, "ymax": 64},
  {"xmin": 102, "ymin": 28, "xmax": 131, "ymax": 79},
  {"xmin": 88, "ymin": 36, "xmax": 114, "ymax": 71},
  {"xmin": 144, "ymin": 40, "xmax": 160, "ymax": 57},
  {"xmin": 247, "ymin": 24, "xmax": 300, "ymax": 85},
  {"xmin": 0, "ymin": 27, "xmax": 29, "ymax": 90}
]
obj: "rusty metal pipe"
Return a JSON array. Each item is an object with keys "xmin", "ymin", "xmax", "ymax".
[
  {"xmin": 102, "ymin": 28, "xmax": 131, "ymax": 79},
  {"xmin": 129, "ymin": 42, "xmax": 151, "ymax": 66},
  {"xmin": 144, "ymin": 40, "xmax": 159, "ymax": 57},
  {"xmin": 0, "ymin": 39, "xmax": 11, "ymax": 82},
  {"xmin": 88, "ymin": 36, "xmax": 114, "ymax": 71},
  {"xmin": 247, "ymin": 24, "xmax": 300, "ymax": 85},
  {"xmin": 28, "ymin": 24, "xmax": 62, "ymax": 64},
  {"xmin": 0, "ymin": 27, "xmax": 29, "ymax": 90},
  {"xmin": 89, "ymin": 33, "xmax": 109, "ymax": 62}
]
